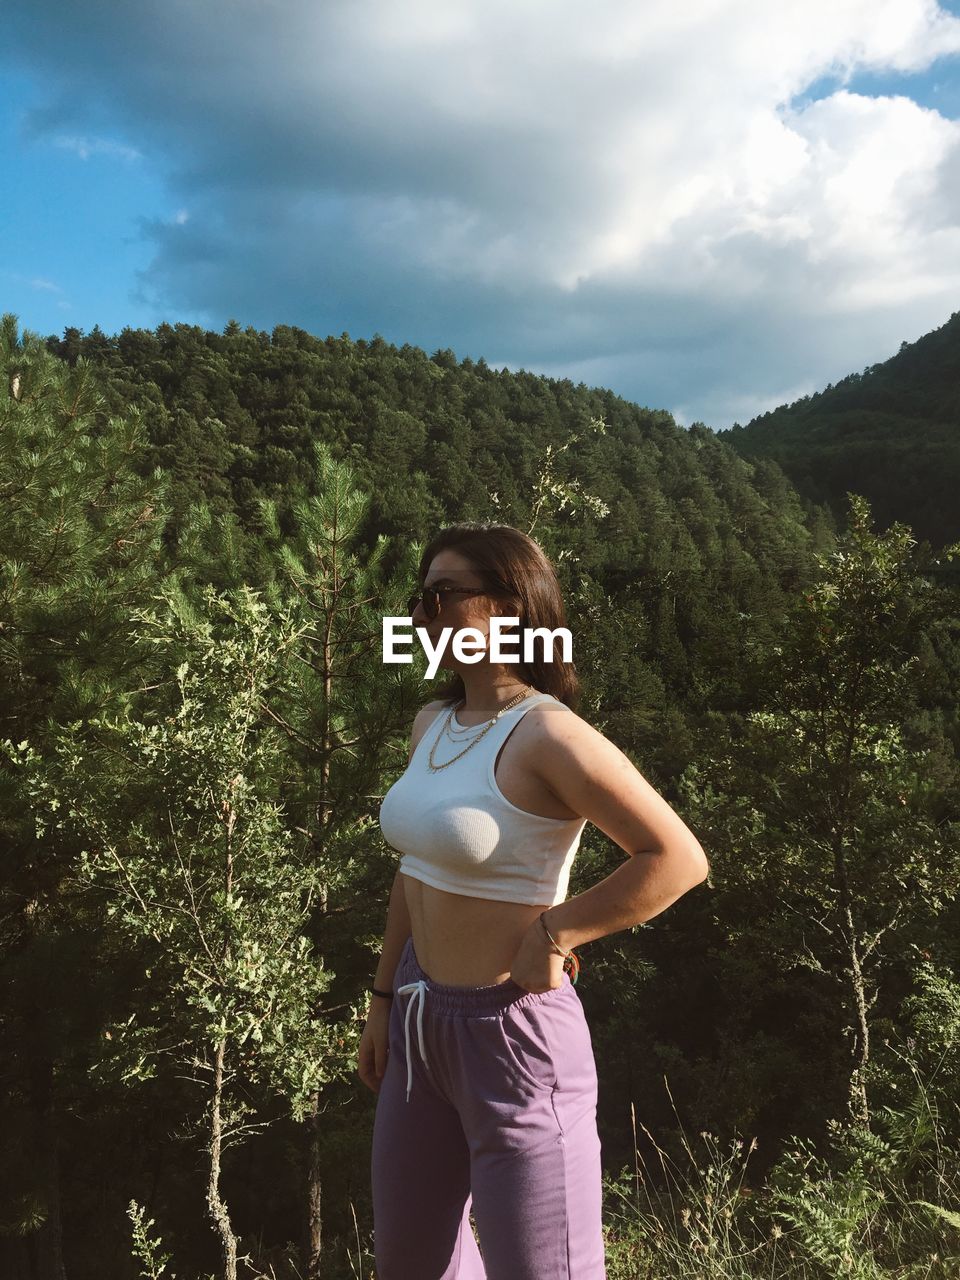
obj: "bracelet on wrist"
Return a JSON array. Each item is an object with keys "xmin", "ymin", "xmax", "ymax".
[
  {"xmin": 539, "ymin": 911, "xmax": 581, "ymax": 985},
  {"xmin": 539, "ymin": 913, "xmax": 566, "ymax": 956}
]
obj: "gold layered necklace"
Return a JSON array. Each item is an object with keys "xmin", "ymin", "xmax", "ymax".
[{"xmin": 426, "ymin": 685, "xmax": 535, "ymax": 773}]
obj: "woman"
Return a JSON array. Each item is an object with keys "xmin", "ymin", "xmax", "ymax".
[{"xmin": 359, "ymin": 522, "xmax": 709, "ymax": 1280}]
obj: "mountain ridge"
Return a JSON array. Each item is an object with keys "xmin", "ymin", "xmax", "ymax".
[{"xmin": 716, "ymin": 309, "xmax": 960, "ymax": 550}]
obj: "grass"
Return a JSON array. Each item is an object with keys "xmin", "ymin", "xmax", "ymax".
[
  {"xmin": 600, "ymin": 1071, "xmax": 960, "ymax": 1279},
  {"xmin": 133, "ymin": 1066, "xmax": 960, "ymax": 1278}
]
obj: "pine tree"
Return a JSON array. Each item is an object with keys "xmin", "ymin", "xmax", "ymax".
[
  {"xmin": 0, "ymin": 314, "xmax": 168, "ymax": 1279},
  {"xmin": 680, "ymin": 494, "xmax": 960, "ymax": 1129},
  {"xmin": 255, "ymin": 439, "xmax": 423, "ymax": 1276},
  {"xmin": 8, "ymin": 587, "xmax": 342, "ymax": 1280}
]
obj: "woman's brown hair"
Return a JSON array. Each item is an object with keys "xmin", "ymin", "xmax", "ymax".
[{"xmin": 416, "ymin": 523, "xmax": 581, "ymax": 711}]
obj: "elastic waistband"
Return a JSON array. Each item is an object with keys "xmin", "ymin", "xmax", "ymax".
[{"xmin": 394, "ymin": 935, "xmax": 571, "ymax": 1016}]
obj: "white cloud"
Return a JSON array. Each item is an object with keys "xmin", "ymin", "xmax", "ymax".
[{"xmin": 52, "ymin": 133, "xmax": 140, "ymax": 162}]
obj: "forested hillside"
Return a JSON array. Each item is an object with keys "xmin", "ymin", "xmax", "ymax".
[
  {"xmin": 41, "ymin": 319, "xmax": 849, "ymax": 728},
  {"xmin": 46, "ymin": 319, "xmax": 829, "ymax": 582},
  {"xmin": 718, "ymin": 309, "xmax": 960, "ymax": 553},
  {"xmin": 2, "ymin": 312, "xmax": 959, "ymax": 1278}
]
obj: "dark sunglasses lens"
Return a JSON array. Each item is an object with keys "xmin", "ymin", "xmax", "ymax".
[{"xmin": 408, "ymin": 590, "xmax": 440, "ymax": 619}]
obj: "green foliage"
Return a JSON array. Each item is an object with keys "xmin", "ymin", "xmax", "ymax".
[
  {"xmin": 6, "ymin": 585, "xmax": 347, "ymax": 1124},
  {"xmin": 0, "ymin": 309, "xmax": 957, "ymax": 1276},
  {"xmin": 127, "ymin": 1201, "xmax": 176, "ymax": 1280},
  {"xmin": 674, "ymin": 494, "xmax": 960, "ymax": 1129},
  {"xmin": 601, "ymin": 1076, "xmax": 960, "ymax": 1278},
  {"xmin": 0, "ymin": 312, "xmax": 169, "ymax": 723},
  {"xmin": 765, "ymin": 1102, "xmax": 960, "ymax": 1279},
  {"xmin": 718, "ymin": 309, "xmax": 960, "ymax": 554}
]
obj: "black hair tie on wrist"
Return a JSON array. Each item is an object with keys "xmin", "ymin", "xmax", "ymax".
[{"xmin": 371, "ymin": 986, "xmax": 394, "ymax": 999}]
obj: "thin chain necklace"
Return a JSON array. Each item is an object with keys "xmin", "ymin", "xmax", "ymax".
[{"xmin": 427, "ymin": 685, "xmax": 535, "ymax": 772}]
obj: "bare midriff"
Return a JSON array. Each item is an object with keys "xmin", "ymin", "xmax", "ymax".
[
  {"xmin": 400, "ymin": 875, "xmax": 552, "ymax": 985},
  {"xmin": 399, "ymin": 701, "xmax": 581, "ymax": 986}
]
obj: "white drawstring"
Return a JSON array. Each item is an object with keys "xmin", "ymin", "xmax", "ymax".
[{"xmin": 396, "ymin": 979, "xmax": 431, "ymax": 1102}]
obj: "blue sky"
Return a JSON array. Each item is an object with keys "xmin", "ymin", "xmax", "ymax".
[{"xmin": 3, "ymin": 1, "xmax": 960, "ymax": 427}]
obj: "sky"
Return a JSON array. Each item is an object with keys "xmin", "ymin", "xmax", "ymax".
[{"xmin": 2, "ymin": 0, "xmax": 960, "ymax": 428}]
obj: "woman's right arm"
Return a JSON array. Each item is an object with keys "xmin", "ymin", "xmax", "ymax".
[{"xmin": 358, "ymin": 871, "xmax": 410, "ymax": 1092}]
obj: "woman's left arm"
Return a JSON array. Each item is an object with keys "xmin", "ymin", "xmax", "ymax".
[{"xmin": 511, "ymin": 709, "xmax": 710, "ymax": 989}]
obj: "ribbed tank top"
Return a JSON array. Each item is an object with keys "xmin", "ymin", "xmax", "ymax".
[{"xmin": 378, "ymin": 691, "xmax": 587, "ymax": 907}]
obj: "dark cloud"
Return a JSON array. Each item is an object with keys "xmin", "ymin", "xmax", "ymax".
[{"xmin": 5, "ymin": 0, "xmax": 960, "ymax": 424}]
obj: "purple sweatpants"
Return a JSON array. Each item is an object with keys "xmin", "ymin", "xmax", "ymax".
[{"xmin": 371, "ymin": 934, "xmax": 606, "ymax": 1279}]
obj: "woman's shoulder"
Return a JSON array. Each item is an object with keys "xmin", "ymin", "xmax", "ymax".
[
  {"xmin": 525, "ymin": 693, "xmax": 588, "ymax": 725},
  {"xmin": 520, "ymin": 696, "xmax": 597, "ymax": 746}
]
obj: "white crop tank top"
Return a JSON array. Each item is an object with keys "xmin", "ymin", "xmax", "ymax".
[{"xmin": 378, "ymin": 691, "xmax": 587, "ymax": 907}]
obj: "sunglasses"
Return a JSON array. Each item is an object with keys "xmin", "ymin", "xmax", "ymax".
[{"xmin": 406, "ymin": 585, "xmax": 508, "ymax": 620}]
